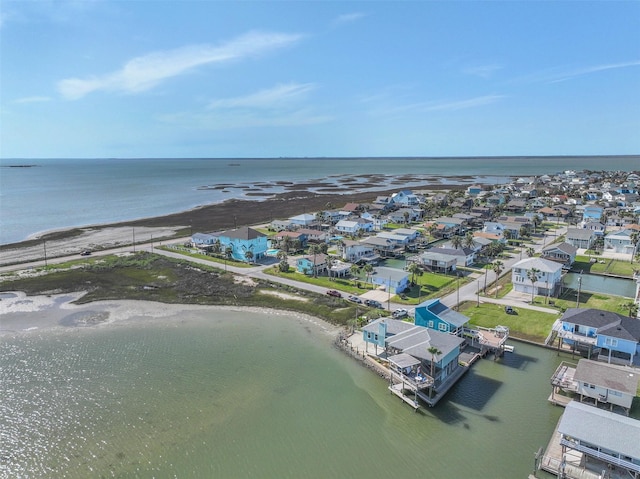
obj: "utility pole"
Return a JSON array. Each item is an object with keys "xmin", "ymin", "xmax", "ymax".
[
  {"xmin": 132, "ymin": 227, "xmax": 136, "ymax": 253},
  {"xmin": 43, "ymin": 239, "xmax": 47, "ymax": 268},
  {"xmin": 576, "ymin": 273, "xmax": 582, "ymax": 308}
]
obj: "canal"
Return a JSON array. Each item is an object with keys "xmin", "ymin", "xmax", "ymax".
[{"xmin": 563, "ymin": 272, "xmax": 636, "ymax": 298}]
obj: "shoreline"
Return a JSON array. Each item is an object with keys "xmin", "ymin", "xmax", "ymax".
[
  {"xmin": 0, "ymin": 180, "xmax": 466, "ymax": 266},
  {"xmin": 0, "ymin": 291, "xmax": 342, "ymax": 339}
]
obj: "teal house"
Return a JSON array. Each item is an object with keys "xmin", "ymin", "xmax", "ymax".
[
  {"xmin": 214, "ymin": 227, "xmax": 268, "ymax": 262},
  {"xmin": 414, "ymin": 298, "xmax": 469, "ymax": 336}
]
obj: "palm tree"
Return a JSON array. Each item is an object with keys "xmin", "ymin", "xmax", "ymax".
[
  {"xmin": 427, "ymin": 223, "xmax": 438, "ymax": 241},
  {"xmin": 350, "ymin": 264, "xmax": 361, "ymax": 287},
  {"xmin": 244, "ymin": 250, "xmax": 254, "ymax": 263},
  {"xmin": 427, "ymin": 346, "xmax": 442, "ymax": 398},
  {"xmin": 363, "ymin": 263, "xmax": 374, "ymax": 288},
  {"xmin": 624, "ymin": 301, "xmax": 638, "ymax": 318},
  {"xmin": 281, "ymin": 235, "xmax": 291, "ymax": 253},
  {"xmin": 463, "ymin": 232, "xmax": 475, "ymax": 250},
  {"xmin": 308, "ymin": 244, "xmax": 322, "ymax": 277},
  {"xmin": 403, "ymin": 211, "xmax": 410, "ymax": 226},
  {"xmin": 450, "ymin": 235, "xmax": 463, "ymax": 250},
  {"xmin": 407, "ymin": 262, "xmax": 421, "ymax": 285},
  {"xmin": 630, "ymin": 231, "xmax": 639, "ymax": 263},
  {"xmin": 527, "ymin": 267, "xmax": 541, "ymax": 303},
  {"xmin": 492, "ymin": 260, "xmax": 504, "ymax": 298},
  {"xmin": 526, "ymin": 247, "xmax": 535, "ymax": 257}
]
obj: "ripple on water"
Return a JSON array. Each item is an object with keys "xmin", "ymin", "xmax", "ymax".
[{"xmin": 59, "ymin": 311, "xmax": 110, "ymax": 327}]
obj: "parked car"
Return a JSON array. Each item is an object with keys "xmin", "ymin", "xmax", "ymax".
[
  {"xmin": 326, "ymin": 290, "xmax": 342, "ymax": 298},
  {"xmin": 505, "ymin": 305, "xmax": 516, "ymax": 314},
  {"xmin": 392, "ymin": 308, "xmax": 408, "ymax": 319},
  {"xmin": 347, "ymin": 295, "xmax": 362, "ymax": 303},
  {"xmin": 364, "ymin": 299, "xmax": 383, "ymax": 309}
]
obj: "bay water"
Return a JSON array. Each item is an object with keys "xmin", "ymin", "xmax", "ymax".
[
  {"xmin": 2, "ymin": 156, "xmax": 638, "ymax": 245},
  {"xmin": 1, "ymin": 300, "xmax": 564, "ymax": 478}
]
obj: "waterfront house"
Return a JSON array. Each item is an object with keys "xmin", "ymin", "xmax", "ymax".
[
  {"xmin": 361, "ymin": 318, "xmax": 466, "ymax": 405},
  {"xmin": 387, "ymin": 208, "xmax": 422, "ymax": 224},
  {"xmin": 557, "ymin": 401, "xmax": 640, "ymax": 477},
  {"xmin": 555, "ymin": 308, "xmax": 640, "ymax": 366},
  {"xmin": 213, "ymin": 227, "xmax": 268, "ymax": 262},
  {"xmin": 296, "ymin": 228, "xmax": 328, "ymax": 243},
  {"xmin": 582, "ymin": 205, "xmax": 604, "ymax": 223},
  {"xmin": 541, "ymin": 242, "xmax": 577, "ymax": 266},
  {"xmin": 369, "ymin": 266, "xmax": 410, "ymax": 294},
  {"xmin": 435, "ymin": 246, "xmax": 475, "ymax": 267},
  {"xmin": 360, "ymin": 212, "xmax": 389, "ymax": 231},
  {"xmin": 338, "ymin": 239, "xmax": 375, "ymax": 263},
  {"xmin": 573, "ymin": 359, "xmax": 638, "ymax": 411},
  {"xmin": 389, "ymin": 189, "xmax": 422, "ymax": 207},
  {"xmin": 511, "ymin": 257, "xmax": 563, "ymax": 297},
  {"xmin": 416, "ymin": 250, "xmax": 457, "ymax": 273},
  {"xmin": 414, "ymin": 298, "xmax": 469, "ymax": 336},
  {"xmin": 390, "ymin": 228, "xmax": 421, "ymax": 242},
  {"xmin": 582, "ymin": 220, "xmax": 606, "ymax": 236},
  {"xmin": 565, "ymin": 228, "xmax": 596, "ymax": 250},
  {"xmin": 604, "ymin": 228, "xmax": 637, "ymax": 255},
  {"xmin": 361, "ymin": 236, "xmax": 400, "ymax": 257},
  {"xmin": 376, "ymin": 231, "xmax": 411, "ymax": 246},
  {"xmin": 296, "ymin": 253, "xmax": 329, "ymax": 276}
]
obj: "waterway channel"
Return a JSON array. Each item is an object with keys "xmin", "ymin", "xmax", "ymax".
[
  {"xmin": 0, "ymin": 296, "xmax": 575, "ymax": 479},
  {"xmin": 563, "ymin": 272, "xmax": 636, "ymax": 298}
]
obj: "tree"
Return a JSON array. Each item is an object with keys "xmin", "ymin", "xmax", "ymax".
[
  {"xmin": 427, "ymin": 346, "xmax": 442, "ymax": 398},
  {"xmin": 527, "ymin": 268, "xmax": 541, "ymax": 303},
  {"xmin": 403, "ymin": 211, "xmax": 410, "ymax": 226},
  {"xmin": 624, "ymin": 301, "xmax": 638, "ymax": 318},
  {"xmin": 308, "ymin": 244, "xmax": 322, "ymax": 277},
  {"xmin": 450, "ymin": 234, "xmax": 463, "ymax": 250},
  {"xmin": 363, "ymin": 263, "xmax": 374, "ymax": 288},
  {"xmin": 630, "ymin": 231, "xmax": 639, "ymax": 263},
  {"xmin": 244, "ymin": 250, "xmax": 254, "ymax": 263},
  {"xmin": 407, "ymin": 262, "xmax": 421, "ymax": 285},
  {"xmin": 463, "ymin": 232, "xmax": 475, "ymax": 249},
  {"xmin": 492, "ymin": 260, "xmax": 504, "ymax": 298},
  {"xmin": 427, "ymin": 223, "xmax": 438, "ymax": 240},
  {"xmin": 526, "ymin": 247, "xmax": 535, "ymax": 258},
  {"xmin": 281, "ymin": 235, "xmax": 291, "ymax": 253},
  {"xmin": 350, "ymin": 264, "xmax": 361, "ymax": 287},
  {"xmin": 211, "ymin": 239, "xmax": 221, "ymax": 255}
]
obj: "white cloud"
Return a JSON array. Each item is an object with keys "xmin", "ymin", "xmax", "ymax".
[
  {"xmin": 57, "ymin": 31, "xmax": 303, "ymax": 100},
  {"xmin": 548, "ymin": 60, "xmax": 640, "ymax": 83},
  {"xmin": 463, "ymin": 64, "xmax": 503, "ymax": 79},
  {"xmin": 14, "ymin": 96, "xmax": 52, "ymax": 104},
  {"xmin": 424, "ymin": 95, "xmax": 505, "ymax": 111},
  {"xmin": 332, "ymin": 12, "xmax": 366, "ymax": 26},
  {"xmin": 208, "ymin": 83, "xmax": 316, "ymax": 110}
]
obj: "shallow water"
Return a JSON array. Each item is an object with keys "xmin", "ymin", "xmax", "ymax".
[{"xmin": 0, "ymin": 300, "xmax": 565, "ymax": 478}]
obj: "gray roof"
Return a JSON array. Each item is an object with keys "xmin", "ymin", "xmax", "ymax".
[
  {"xmin": 388, "ymin": 353, "xmax": 421, "ymax": 369},
  {"xmin": 420, "ymin": 251, "xmax": 457, "ymax": 263},
  {"xmin": 566, "ymin": 228, "xmax": 594, "ymax": 240},
  {"xmin": 364, "ymin": 319, "xmax": 464, "ymax": 361},
  {"xmin": 560, "ymin": 308, "xmax": 640, "ymax": 341},
  {"xmin": 573, "ymin": 359, "xmax": 639, "ymax": 395},
  {"xmin": 216, "ymin": 226, "xmax": 266, "ymax": 240},
  {"xmin": 512, "ymin": 257, "xmax": 564, "ymax": 273},
  {"xmin": 373, "ymin": 266, "xmax": 409, "ymax": 282},
  {"xmin": 559, "ymin": 401, "xmax": 640, "ymax": 460},
  {"xmin": 542, "ymin": 242, "xmax": 577, "ymax": 255}
]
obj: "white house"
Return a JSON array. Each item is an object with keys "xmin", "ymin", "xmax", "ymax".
[
  {"xmin": 335, "ymin": 218, "xmax": 374, "ymax": 235},
  {"xmin": 339, "ymin": 239, "xmax": 375, "ymax": 262},
  {"xmin": 511, "ymin": 257, "xmax": 563, "ymax": 297},
  {"xmin": 604, "ymin": 228, "xmax": 637, "ymax": 254}
]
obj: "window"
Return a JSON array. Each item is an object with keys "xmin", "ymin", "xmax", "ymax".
[
  {"xmin": 428, "ymin": 320, "xmax": 434, "ymax": 328},
  {"xmin": 439, "ymin": 323, "xmax": 447, "ymax": 332},
  {"xmin": 604, "ymin": 337, "xmax": 618, "ymax": 347}
]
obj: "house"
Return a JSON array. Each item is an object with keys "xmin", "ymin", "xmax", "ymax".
[
  {"xmin": 289, "ymin": 213, "xmax": 318, "ymax": 228},
  {"xmin": 296, "ymin": 253, "xmax": 329, "ymax": 276},
  {"xmin": 213, "ymin": 227, "xmax": 268, "ymax": 262},
  {"xmin": 582, "ymin": 220, "xmax": 606, "ymax": 236},
  {"xmin": 360, "ymin": 212, "xmax": 389, "ymax": 231},
  {"xmin": 269, "ymin": 219, "xmax": 293, "ymax": 231},
  {"xmin": 376, "ymin": 231, "xmax": 411, "ymax": 246},
  {"xmin": 414, "ymin": 298, "xmax": 469, "ymax": 336},
  {"xmin": 335, "ymin": 218, "xmax": 374, "ymax": 235},
  {"xmin": 565, "ymin": 228, "xmax": 595, "ymax": 250},
  {"xmin": 557, "ymin": 401, "xmax": 640, "ymax": 477},
  {"xmin": 555, "ymin": 308, "xmax": 640, "ymax": 366},
  {"xmin": 582, "ymin": 205, "xmax": 604, "ymax": 223},
  {"xmin": 511, "ymin": 257, "xmax": 563, "ymax": 297},
  {"xmin": 296, "ymin": 228, "xmax": 328, "ymax": 243},
  {"xmin": 416, "ymin": 250, "xmax": 457, "ymax": 273},
  {"xmin": 338, "ymin": 239, "xmax": 375, "ymax": 263},
  {"xmin": 433, "ymin": 217, "xmax": 465, "ymax": 236},
  {"xmin": 470, "ymin": 205, "xmax": 493, "ymax": 218},
  {"xmin": 271, "ymin": 230, "xmax": 308, "ymax": 249},
  {"xmin": 361, "ymin": 236, "xmax": 401, "ymax": 257},
  {"xmin": 505, "ymin": 198, "xmax": 528, "ymax": 212},
  {"xmin": 369, "ymin": 266, "xmax": 410, "ymax": 294},
  {"xmin": 486, "ymin": 194, "xmax": 506, "ymax": 206},
  {"xmin": 387, "ymin": 208, "xmax": 422, "ymax": 224},
  {"xmin": 389, "ymin": 189, "xmax": 422, "ymax": 206},
  {"xmin": 604, "ymin": 228, "xmax": 637, "ymax": 255},
  {"xmin": 541, "ymin": 242, "xmax": 577, "ymax": 266},
  {"xmin": 554, "ymin": 359, "xmax": 639, "ymax": 411},
  {"xmin": 361, "ymin": 318, "xmax": 466, "ymax": 405},
  {"xmin": 391, "ymin": 228, "xmax": 421, "ymax": 242},
  {"xmin": 466, "ymin": 185, "xmax": 484, "ymax": 196},
  {"xmin": 191, "ymin": 232, "xmax": 218, "ymax": 249},
  {"xmin": 434, "ymin": 246, "xmax": 475, "ymax": 267}
]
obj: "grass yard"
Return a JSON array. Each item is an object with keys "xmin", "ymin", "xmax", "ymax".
[
  {"xmin": 459, "ymin": 301, "xmax": 559, "ymax": 343},
  {"xmin": 573, "ymin": 255, "xmax": 637, "ymax": 277}
]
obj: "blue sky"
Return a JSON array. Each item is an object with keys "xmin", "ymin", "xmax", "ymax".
[{"xmin": 1, "ymin": 1, "xmax": 639, "ymax": 158}]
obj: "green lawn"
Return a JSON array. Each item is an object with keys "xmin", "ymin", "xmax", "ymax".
[
  {"xmin": 459, "ymin": 301, "xmax": 559, "ymax": 343},
  {"xmin": 573, "ymin": 255, "xmax": 637, "ymax": 277},
  {"xmin": 157, "ymin": 245, "xmax": 254, "ymax": 268}
]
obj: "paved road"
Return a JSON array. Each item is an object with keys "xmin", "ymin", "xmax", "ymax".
[{"xmin": 0, "ymin": 225, "xmax": 573, "ymax": 317}]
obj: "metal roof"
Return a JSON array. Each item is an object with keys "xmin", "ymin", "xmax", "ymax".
[
  {"xmin": 559, "ymin": 401, "xmax": 640, "ymax": 460},
  {"xmin": 574, "ymin": 359, "xmax": 639, "ymax": 395}
]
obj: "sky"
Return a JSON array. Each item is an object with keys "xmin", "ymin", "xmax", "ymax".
[{"xmin": 1, "ymin": 1, "xmax": 639, "ymax": 159}]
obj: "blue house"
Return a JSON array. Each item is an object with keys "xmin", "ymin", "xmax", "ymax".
[
  {"xmin": 414, "ymin": 298, "xmax": 470, "ymax": 336},
  {"xmin": 213, "ymin": 227, "xmax": 268, "ymax": 262},
  {"xmin": 582, "ymin": 205, "xmax": 604, "ymax": 223},
  {"xmin": 296, "ymin": 253, "xmax": 328, "ymax": 275},
  {"xmin": 191, "ymin": 232, "xmax": 218, "ymax": 249},
  {"xmin": 556, "ymin": 308, "xmax": 640, "ymax": 366},
  {"xmin": 361, "ymin": 318, "xmax": 466, "ymax": 405},
  {"xmin": 369, "ymin": 266, "xmax": 410, "ymax": 294}
]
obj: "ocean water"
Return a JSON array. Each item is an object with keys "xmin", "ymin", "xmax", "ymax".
[
  {"xmin": 1, "ymin": 156, "xmax": 638, "ymax": 245},
  {"xmin": 0, "ymin": 300, "xmax": 565, "ymax": 479}
]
